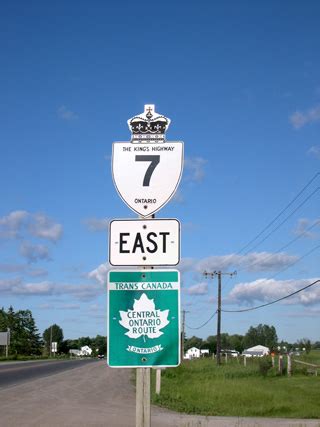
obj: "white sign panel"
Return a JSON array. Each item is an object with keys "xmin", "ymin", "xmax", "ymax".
[
  {"xmin": 0, "ymin": 332, "xmax": 9, "ymax": 346},
  {"xmin": 51, "ymin": 342, "xmax": 57, "ymax": 352},
  {"xmin": 109, "ymin": 218, "xmax": 180, "ymax": 266},
  {"xmin": 112, "ymin": 141, "xmax": 183, "ymax": 217}
]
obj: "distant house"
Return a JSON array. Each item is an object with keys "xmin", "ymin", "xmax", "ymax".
[
  {"xmin": 242, "ymin": 345, "xmax": 270, "ymax": 357},
  {"xmin": 80, "ymin": 345, "xmax": 92, "ymax": 356},
  {"xmin": 184, "ymin": 347, "xmax": 201, "ymax": 359},
  {"xmin": 69, "ymin": 346, "xmax": 93, "ymax": 357},
  {"xmin": 184, "ymin": 347, "xmax": 210, "ymax": 359}
]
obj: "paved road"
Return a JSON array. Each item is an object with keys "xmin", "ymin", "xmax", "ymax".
[
  {"xmin": 0, "ymin": 361, "xmax": 319, "ymax": 427},
  {"xmin": 0, "ymin": 359, "xmax": 96, "ymax": 388}
]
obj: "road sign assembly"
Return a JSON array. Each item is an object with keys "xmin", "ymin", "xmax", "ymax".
[
  {"xmin": 112, "ymin": 105, "xmax": 184, "ymax": 217},
  {"xmin": 108, "ymin": 270, "xmax": 180, "ymax": 368},
  {"xmin": 109, "ymin": 218, "xmax": 180, "ymax": 266}
]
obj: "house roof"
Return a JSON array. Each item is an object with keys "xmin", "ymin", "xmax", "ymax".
[{"xmin": 246, "ymin": 345, "xmax": 270, "ymax": 352}]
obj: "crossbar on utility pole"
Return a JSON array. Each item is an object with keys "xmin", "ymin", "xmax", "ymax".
[{"xmin": 203, "ymin": 270, "xmax": 236, "ymax": 365}]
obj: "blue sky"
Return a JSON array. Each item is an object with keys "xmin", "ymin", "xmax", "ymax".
[{"xmin": 0, "ymin": 1, "xmax": 320, "ymax": 343}]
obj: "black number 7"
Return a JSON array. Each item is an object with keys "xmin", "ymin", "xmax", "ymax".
[{"xmin": 135, "ymin": 155, "xmax": 160, "ymax": 187}]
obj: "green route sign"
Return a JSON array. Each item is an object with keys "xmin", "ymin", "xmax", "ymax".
[{"xmin": 107, "ymin": 269, "xmax": 180, "ymax": 368}]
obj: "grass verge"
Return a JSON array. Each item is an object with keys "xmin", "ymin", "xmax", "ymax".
[{"xmin": 151, "ymin": 356, "xmax": 320, "ymax": 418}]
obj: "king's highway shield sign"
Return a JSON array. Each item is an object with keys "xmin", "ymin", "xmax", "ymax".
[
  {"xmin": 112, "ymin": 141, "xmax": 183, "ymax": 217},
  {"xmin": 107, "ymin": 270, "xmax": 180, "ymax": 368}
]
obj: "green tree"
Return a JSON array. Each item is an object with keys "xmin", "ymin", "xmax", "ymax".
[
  {"xmin": 92, "ymin": 335, "xmax": 107, "ymax": 355},
  {"xmin": 205, "ymin": 335, "xmax": 217, "ymax": 354},
  {"xmin": 243, "ymin": 324, "xmax": 278, "ymax": 349},
  {"xmin": 297, "ymin": 338, "xmax": 312, "ymax": 354},
  {"xmin": 228, "ymin": 334, "xmax": 245, "ymax": 353},
  {"xmin": 43, "ymin": 324, "xmax": 64, "ymax": 354},
  {"xmin": 0, "ymin": 307, "xmax": 42, "ymax": 355},
  {"xmin": 185, "ymin": 335, "xmax": 203, "ymax": 351}
]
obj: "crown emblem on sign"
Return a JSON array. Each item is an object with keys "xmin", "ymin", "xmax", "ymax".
[{"xmin": 127, "ymin": 105, "xmax": 171, "ymax": 143}]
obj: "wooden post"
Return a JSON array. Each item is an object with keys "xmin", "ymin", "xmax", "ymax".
[
  {"xmin": 287, "ymin": 354, "xmax": 292, "ymax": 377},
  {"xmin": 243, "ymin": 355, "xmax": 246, "ymax": 367},
  {"xmin": 216, "ymin": 272, "xmax": 222, "ymax": 366},
  {"xmin": 5, "ymin": 328, "xmax": 10, "ymax": 358},
  {"xmin": 136, "ymin": 368, "xmax": 151, "ymax": 427},
  {"xmin": 155, "ymin": 369, "xmax": 161, "ymax": 395},
  {"xmin": 278, "ymin": 355, "xmax": 283, "ymax": 374}
]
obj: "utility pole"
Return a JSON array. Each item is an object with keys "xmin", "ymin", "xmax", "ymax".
[
  {"xmin": 181, "ymin": 309, "xmax": 189, "ymax": 361},
  {"xmin": 50, "ymin": 325, "xmax": 52, "ymax": 358},
  {"xmin": 203, "ymin": 270, "xmax": 236, "ymax": 365}
]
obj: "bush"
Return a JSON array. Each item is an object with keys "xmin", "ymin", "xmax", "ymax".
[{"xmin": 258, "ymin": 357, "xmax": 272, "ymax": 377}]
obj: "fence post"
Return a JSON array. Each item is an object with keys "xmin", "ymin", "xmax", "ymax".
[
  {"xmin": 278, "ymin": 355, "xmax": 283, "ymax": 374},
  {"xmin": 287, "ymin": 354, "xmax": 292, "ymax": 377},
  {"xmin": 244, "ymin": 355, "xmax": 246, "ymax": 367},
  {"xmin": 155, "ymin": 369, "xmax": 161, "ymax": 395}
]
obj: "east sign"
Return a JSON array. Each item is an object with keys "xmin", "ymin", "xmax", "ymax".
[
  {"xmin": 107, "ymin": 270, "xmax": 180, "ymax": 368},
  {"xmin": 109, "ymin": 218, "xmax": 180, "ymax": 266}
]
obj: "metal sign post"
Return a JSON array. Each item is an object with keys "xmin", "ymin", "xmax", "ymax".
[{"xmin": 109, "ymin": 105, "xmax": 183, "ymax": 427}]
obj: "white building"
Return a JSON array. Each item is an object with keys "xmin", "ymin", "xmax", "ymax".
[
  {"xmin": 184, "ymin": 347, "xmax": 201, "ymax": 359},
  {"xmin": 242, "ymin": 345, "xmax": 270, "ymax": 357},
  {"xmin": 69, "ymin": 346, "xmax": 93, "ymax": 357},
  {"xmin": 80, "ymin": 345, "xmax": 92, "ymax": 356},
  {"xmin": 184, "ymin": 347, "xmax": 210, "ymax": 359}
]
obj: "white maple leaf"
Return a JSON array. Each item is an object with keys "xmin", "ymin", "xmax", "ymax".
[{"xmin": 119, "ymin": 293, "xmax": 170, "ymax": 340}]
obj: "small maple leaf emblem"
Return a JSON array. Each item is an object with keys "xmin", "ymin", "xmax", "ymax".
[{"xmin": 119, "ymin": 293, "xmax": 170, "ymax": 340}]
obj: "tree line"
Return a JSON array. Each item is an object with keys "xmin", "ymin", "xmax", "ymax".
[
  {"xmin": 0, "ymin": 306, "xmax": 106, "ymax": 357},
  {"xmin": 1, "ymin": 307, "xmax": 316, "ymax": 357},
  {"xmin": 184, "ymin": 324, "xmax": 316, "ymax": 354}
]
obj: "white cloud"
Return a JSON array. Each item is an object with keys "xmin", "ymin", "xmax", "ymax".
[
  {"xmin": 308, "ymin": 145, "xmax": 320, "ymax": 159},
  {"xmin": 177, "ymin": 258, "xmax": 195, "ymax": 273},
  {"xmin": 29, "ymin": 213, "xmax": 63, "ymax": 242},
  {"xmin": 195, "ymin": 252, "xmax": 297, "ymax": 273},
  {"xmin": 0, "ymin": 211, "xmax": 62, "ymax": 242},
  {"xmin": 0, "ymin": 210, "xmax": 28, "ymax": 239},
  {"xmin": 87, "ymin": 262, "xmax": 110, "ymax": 285},
  {"xmin": 228, "ymin": 277, "xmax": 320, "ymax": 306},
  {"xmin": 57, "ymin": 105, "xmax": 78, "ymax": 121},
  {"xmin": 0, "ymin": 278, "xmax": 102, "ymax": 301},
  {"xmin": 20, "ymin": 242, "xmax": 51, "ymax": 263},
  {"xmin": 186, "ymin": 282, "xmax": 208, "ymax": 295},
  {"xmin": 293, "ymin": 218, "xmax": 319, "ymax": 239},
  {"xmin": 0, "ymin": 278, "xmax": 22, "ymax": 292},
  {"xmin": 0, "ymin": 263, "xmax": 26, "ymax": 273},
  {"xmin": 27, "ymin": 268, "xmax": 48, "ymax": 278},
  {"xmin": 184, "ymin": 157, "xmax": 207, "ymax": 182},
  {"xmin": 83, "ymin": 217, "xmax": 109, "ymax": 232},
  {"xmin": 289, "ymin": 105, "xmax": 320, "ymax": 129}
]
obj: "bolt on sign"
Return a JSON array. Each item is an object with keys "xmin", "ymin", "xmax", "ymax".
[
  {"xmin": 107, "ymin": 270, "xmax": 180, "ymax": 368},
  {"xmin": 112, "ymin": 105, "xmax": 184, "ymax": 217}
]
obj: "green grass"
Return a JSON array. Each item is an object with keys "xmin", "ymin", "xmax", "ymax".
[{"xmin": 151, "ymin": 356, "xmax": 320, "ymax": 418}]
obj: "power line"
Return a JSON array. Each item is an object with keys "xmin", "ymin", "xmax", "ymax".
[
  {"xmin": 222, "ymin": 226, "xmax": 320, "ymax": 294},
  {"xmin": 236, "ymin": 219, "xmax": 320, "ymax": 274},
  {"xmin": 186, "ymin": 310, "xmax": 217, "ymax": 330},
  {"xmin": 243, "ymin": 187, "xmax": 320, "ymax": 255},
  {"xmin": 237, "ymin": 172, "xmax": 319, "ymax": 255},
  {"xmin": 222, "ymin": 279, "xmax": 320, "ymax": 313},
  {"xmin": 264, "ymin": 242, "xmax": 320, "ymax": 281}
]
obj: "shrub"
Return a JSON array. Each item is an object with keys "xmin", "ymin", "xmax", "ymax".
[{"xmin": 258, "ymin": 357, "xmax": 272, "ymax": 377}]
